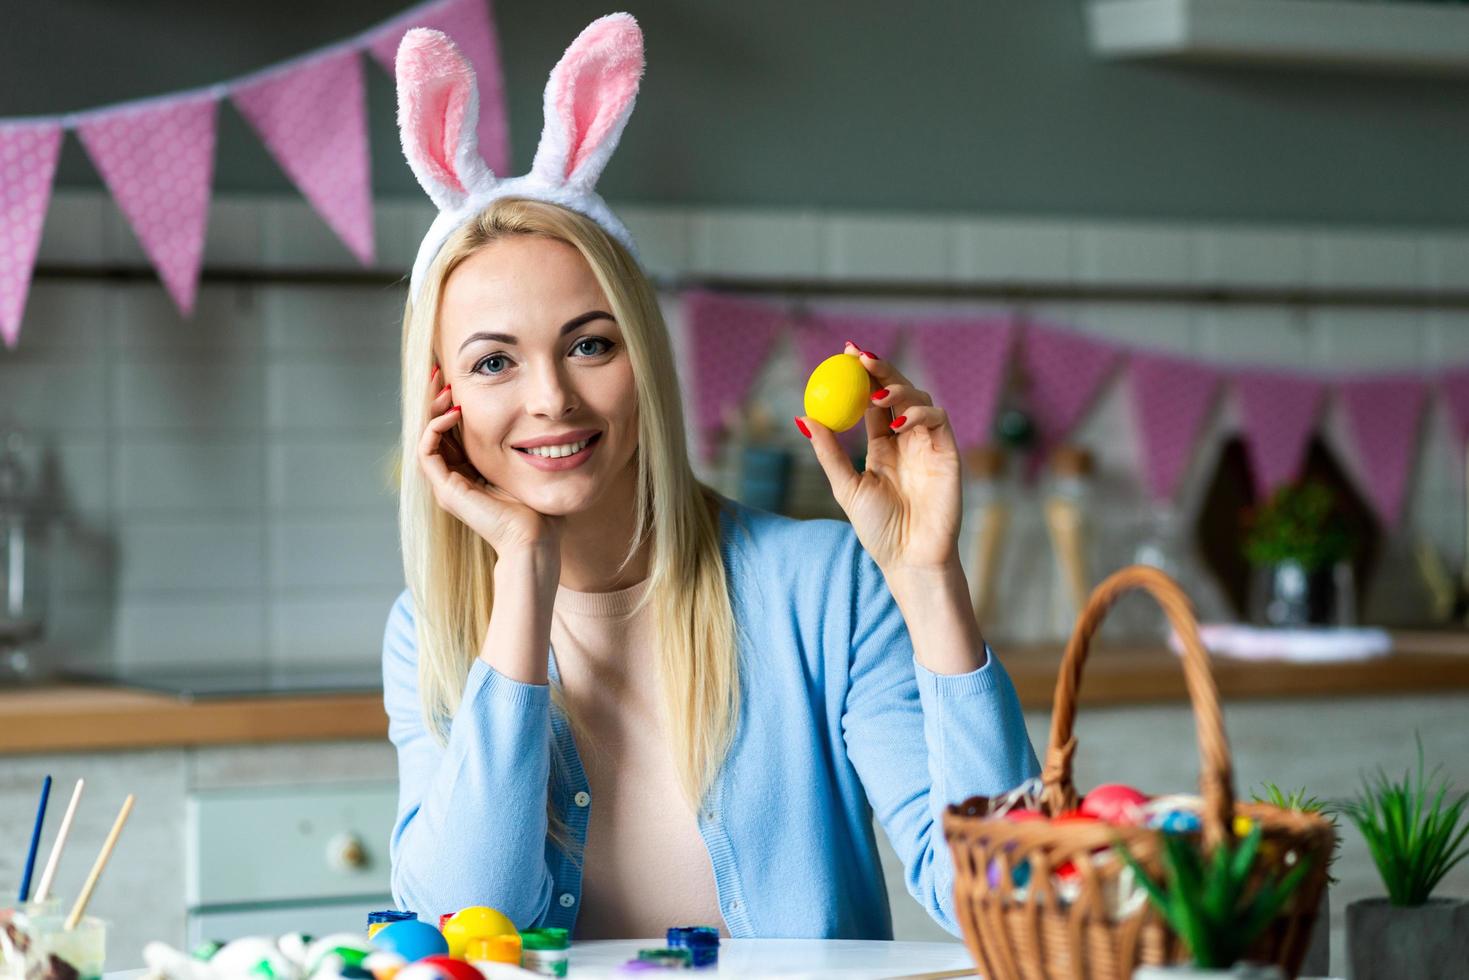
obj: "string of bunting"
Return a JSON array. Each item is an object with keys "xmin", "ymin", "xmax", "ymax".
[
  {"xmin": 685, "ymin": 289, "xmax": 1469, "ymax": 530},
  {"xmin": 0, "ymin": 0, "xmax": 507, "ymax": 347}
]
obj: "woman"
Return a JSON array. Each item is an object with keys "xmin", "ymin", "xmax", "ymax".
[{"xmin": 384, "ymin": 15, "xmax": 1038, "ymax": 941}]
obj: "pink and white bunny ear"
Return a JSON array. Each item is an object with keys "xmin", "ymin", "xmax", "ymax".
[
  {"xmin": 530, "ymin": 13, "xmax": 644, "ymax": 192},
  {"xmin": 395, "ymin": 28, "xmax": 498, "ymax": 211}
]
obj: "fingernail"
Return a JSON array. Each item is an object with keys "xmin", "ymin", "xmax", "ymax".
[
  {"xmin": 861, "ymin": 350, "xmax": 879, "ymax": 360},
  {"xmin": 451, "ymin": 405, "xmax": 463, "ymax": 413},
  {"xmin": 871, "ymin": 388, "xmax": 889, "ymax": 401},
  {"xmin": 443, "ymin": 385, "xmax": 451, "ymax": 395},
  {"xmin": 430, "ymin": 365, "xmax": 439, "ymax": 381},
  {"xmin": 845, "ymin": 339, "xmax": 858, "ymax": 350},
  {"xmin": 794, "ymin": 416, "xmax": 811, "ymax": 439},
  {"xmin": 889, "ymin": 415, "xmax": 906, "ymax": 430}
]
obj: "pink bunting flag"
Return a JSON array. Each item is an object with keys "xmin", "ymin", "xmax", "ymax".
[
  {"xmin": 685, "ymin": 291, "xmax": 786, "ymax": 463},
  {"xmin": 0, "ymin": 121, "xmax": 63, "ymax": 348},
  {"xmin": 233, "ymin": 49, "xmax": 374, "ymax": 264},
  {"xmin": 1231, "ymin": 368, "xmax": 1326, "ymax": 499},
  {"xmin": 368, "ymin": 0, "xmax": 509, "ymax": 176},
  {"xmin": 1128, "ymin": 351, "xmax": 1222, "ymax": 502},
  {"xmin": 1019, "ymin": 323, "xmax": 1120, "ymax": 472},
  {"xmin": 909, "ymin": 316, "xmax": 1014, "ymax": 452},
  {"xmin": 1339, "ymin": 375, "xmax": 1427, "ymax": 528},
  {"xmin": 1441, "ymin": 368, "xmax": 1469, "ymax": 448},
  {"xmin": 76, "ymin": 93, "xmax": 218, "ymax": 316}
]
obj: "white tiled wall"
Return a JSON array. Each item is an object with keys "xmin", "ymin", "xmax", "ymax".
[{"xmin": 7, "ymin": 192, "xmax": 1469, "ymax": 672}]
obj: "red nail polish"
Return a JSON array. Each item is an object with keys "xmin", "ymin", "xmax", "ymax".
[
  {"xmin": 845, "ymin": 339, "xmax": 858, "ymax": 350},
  {"xmin": 871, "ymin": 388, "xmax": 889, "ymax": 401},
  {"xmin": 430, "ymin": 365, "xmax": 439, "ymax": 381},
  {"xmin": 889, "ymin": 415, "xmax": 906, "ymax": 430},
  {"xmin": 862, "ymin": 350, "xmax": 879, "ymax": 360},
  {"xmin": 794, "ymin": 416, "xmax": 811, "ymax": 439},
  {"xmin": 443, "ymin": 384, "xmax": 451, "ymax": 395},
  {"xmin": 451, "ymin": 405, "xmax": 463, "ymax": 413}
]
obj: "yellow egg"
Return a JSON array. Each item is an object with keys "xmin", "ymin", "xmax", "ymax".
[
  {"xmin": 1234, "ymin": 815, "xmax": 1254, "ymax": 837},
  {"xmin": 442, "ymin": 906, "xmax": 517, "ymax": 958},
  {"xmin": 803, "ymin": 354, "xmax": 872, "ymax": 432}
]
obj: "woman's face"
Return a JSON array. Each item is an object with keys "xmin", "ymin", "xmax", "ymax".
[{"xmin": 436, "ymin": 235, "xmax": 638, "ymax": 517}]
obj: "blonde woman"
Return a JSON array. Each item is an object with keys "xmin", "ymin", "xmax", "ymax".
[{"xmin": 384, "ymin": 17, "xmax": 1038, "ymax": 940}]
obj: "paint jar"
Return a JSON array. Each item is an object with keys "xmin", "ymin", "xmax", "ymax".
[
  {"xmin": 466, "ymin": 933, "xmax": 522, "ymax": 967},
  {"xmin": 367, "ymin": 910, "xmax": 416, "ymax": 938},
  {"xmin": 520, "ymin": 928, "xmax": 570, "ymax": 977},
  {"xmin": 20, "ymin": 914, "xmax": 107, "ymax": 980}
]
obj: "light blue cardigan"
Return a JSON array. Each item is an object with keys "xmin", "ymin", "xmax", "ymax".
[{"xmin": 382, "ymin": 496, "xmax": 1039, "ymax": 939}]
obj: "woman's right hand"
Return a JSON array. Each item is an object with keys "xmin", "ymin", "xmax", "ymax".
[{"xmin": 418, "ymin": 366, "xmax": 565, "ymax": 562}]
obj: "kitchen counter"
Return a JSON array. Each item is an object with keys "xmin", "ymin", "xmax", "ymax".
[
  {"xmin": 0, "ymin": 684, "xmax": 386, "ymax": 754},
  {"xmin": 2, "ymin": 630, "xmax": 1467, "ymax": 754}
]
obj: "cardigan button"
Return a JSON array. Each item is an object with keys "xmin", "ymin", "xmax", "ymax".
[
  {"xmin": 559, "ymin": 893, "xmax": 576, "ymax": 908},
  {"xmin": 574, "ymin": 791, "xmax": 591, "ymax": 807}
]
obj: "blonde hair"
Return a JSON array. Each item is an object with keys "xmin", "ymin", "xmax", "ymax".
[{"xmin": 395, "ymin": 197, "xmax": 740, "ymax": 851}]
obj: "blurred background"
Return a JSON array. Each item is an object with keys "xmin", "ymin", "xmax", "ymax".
[{"xmin": 2, "ymin": 1, "xmax": 1468, "ymax": 975}]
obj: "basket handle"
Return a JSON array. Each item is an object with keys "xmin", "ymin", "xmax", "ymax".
[{"xmin": 1036, "ymin": 565, "xmax": 1236, "ymax": 849}]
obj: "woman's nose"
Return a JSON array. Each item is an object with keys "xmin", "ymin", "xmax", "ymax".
[{"xmin": 525, "ymin": 362, "xmax": 578, "ymax": 419}]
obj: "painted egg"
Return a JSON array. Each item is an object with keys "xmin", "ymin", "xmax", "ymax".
[
  {"xmin": 209, "ymin": 938, "xmax": 294, "ymax": 980},
  {"xmin": 405, "ymin": 956, "xmax": 485, "ymax": 980},
  {"xmin": 371, "ymin": 921, "xmax": 448, "ymax": 964},
  {"xmin": 440, "ymin": 907, "xmax": 516, "ymax": 960},
  {"xmin": 1079, "ymin": 784, "xmax": 1149, "ymax": 824},
  {"xmin": 1234, "ymin": 814, "xmax": 1255, "ymax": 837},
  {"xmin": 1002, "ymin": 808, "xmax": 1047, "ymax": 822},
  {"xmin": 986, "ymin": 858, "xmax": 1033, "ymax": 889},
  {"xmin": 1151, "ymin": 809, "xmax": 1203, "ymax": 834},
  {"xmin": 803, "ymin": 354, "xmax": 872, "ymax": 432}
]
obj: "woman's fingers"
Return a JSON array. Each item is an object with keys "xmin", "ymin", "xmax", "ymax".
[
  {"xmin": 798, "ymin": 415, "xmax": 859, "ymax": 505},
  {"xmin": 843, "ymin": 341, "xmax": 913, "ymax": 390},
  {"xmin": 869, "ymin": 382, "xmax": 932, "ymax": 414},
  {"xmin": 888, "ymin": 404, "xmax": 959, "ymax": 454}
]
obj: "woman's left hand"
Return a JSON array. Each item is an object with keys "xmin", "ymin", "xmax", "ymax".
[{"xmin": 797, "ymin": 342, "xmax": 962, "ymax": 576}]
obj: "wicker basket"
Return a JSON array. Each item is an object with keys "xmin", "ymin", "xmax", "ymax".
[{"xmin": 943, "ymin": 566, "xmax": 1336, "ymax": 980}]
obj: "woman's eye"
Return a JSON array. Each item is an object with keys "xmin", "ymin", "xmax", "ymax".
[
  {"xmin": 476, "ymin": 354, "xmax": 510, "ymax": 375},
  {"xmin": 573, "ymin": 337, "xmax": 613, "ymax": 357}
]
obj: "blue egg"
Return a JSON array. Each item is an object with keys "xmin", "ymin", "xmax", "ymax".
[
  {"xmin": 371, "ymin": 920, "xmax": 448, "ymax": 962},
  {"xmin": 1152, "ymin": 810, "xmax": 1202, "ymax": 834}
]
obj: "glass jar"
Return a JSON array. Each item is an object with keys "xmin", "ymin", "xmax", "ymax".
[{"xmin": 0, "ymin": 429, "xmax": 50, "ymax": 680}]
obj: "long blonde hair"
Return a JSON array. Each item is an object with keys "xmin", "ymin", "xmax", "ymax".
[{"xmin": 396, "ymin": 197, "xmax": 740, "ymax": 840}]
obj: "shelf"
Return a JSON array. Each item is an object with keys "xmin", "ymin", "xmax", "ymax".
[{"xmin": 1086, "ymin": 0, "xmax": 1469, "ymax": 76}]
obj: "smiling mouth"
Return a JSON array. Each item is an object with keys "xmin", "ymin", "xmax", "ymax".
[{"xmin": 513, "ymin": 432, "xmax": 603, "ymax": 459}]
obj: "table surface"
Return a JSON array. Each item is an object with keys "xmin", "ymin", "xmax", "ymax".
[{"xmin": 106, "ymin": 940, "xmax": 978, "ymax": 979}]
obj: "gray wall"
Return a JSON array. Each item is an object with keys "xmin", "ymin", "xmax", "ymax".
[{"xmin": 5, "ymin": 1, "xmax": 1468, "ymax": 225}]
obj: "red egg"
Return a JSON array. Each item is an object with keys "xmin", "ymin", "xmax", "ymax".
[
  {"xmin": 1050, "ymin": 810, "xmax": 1101, "ymax": 825},
  {"xmin": 1003, "ymin": 808, "xmax": 1047, "ymax": 822},
  {"xmin": 1079, "ymin": 784, "xmax": 1149, "ymax": 824}
]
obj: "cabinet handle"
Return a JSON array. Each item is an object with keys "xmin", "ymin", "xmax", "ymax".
[{"xmin": 327, "ymin": 833, "xmax": 368, "ymax": 871}]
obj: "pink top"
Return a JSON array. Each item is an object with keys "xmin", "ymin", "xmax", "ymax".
[{"xmin": 550, "ymin": 576, "xmax": 730, "ymax": 940}]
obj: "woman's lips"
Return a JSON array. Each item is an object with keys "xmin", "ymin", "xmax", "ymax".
[{"xmin": 513, "ymin": 432, "xmax": 602, "ymax": 471}]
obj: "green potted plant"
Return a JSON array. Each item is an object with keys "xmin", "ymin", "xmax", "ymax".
[
  {"xmin": 1341, "ymin": 743, "xmax": 1469, "ymax": 980},
  {"xmin": 1241, "ymin": 482, "xmax": 1354, "ymax": 627},
  {"xmin": 1121, "ymin": 824, "xmax": 1312, "ymax": 979},
  {"xmin": 1252, "ymin": 785, "xmax": 1338, "ymax": 977}
]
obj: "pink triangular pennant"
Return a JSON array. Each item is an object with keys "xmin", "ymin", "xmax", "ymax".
[
  {"xmin": 0, "ymin": 121, "xmax": 63, "ymax": 348},
  {"xmin": 790, "ymin": 311, "xmax": 903, "ymax": 374},
  {"xmin": 1128, "ymin": 351, "xmax": 1222, "ymax": 502},
  {"xmin": 685, "ymin": 291, "xmax": 786, "ymax": 463},
  {"xmin": 1441, "ymin": 369, "xmax": 1469, "ymax": 447},
  {"xmin": 233, "ymin": 49, "xmax": 374, "ymax": 264},
  {"xmin": 368, "ymin": 0, "xmax": 510, "ymax": 176},
  {"xmin": 76, "ymin": 94, "xmax": 217, "ymax": 316},
  {"xmin": 1231, "ymin": 368, "xmax": 1326, "ymax": 498},
  {"xmin": 1339, "ymin": 375, "xmax": 1427, "ymax": 528},
  {"xmin": 910, "ymin": 316, "xmax": 1014, "ymax": 452},
  {"xmin": 1019, "ymin": 323, "xmax": 1120, "ymax": 470}
]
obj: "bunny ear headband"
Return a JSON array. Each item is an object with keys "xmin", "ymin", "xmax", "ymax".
[{"xmin": 396, "ymin": 13, "xmax": 644, "ymax": 304}]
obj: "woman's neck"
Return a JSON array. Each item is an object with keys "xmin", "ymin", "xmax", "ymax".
[{"xmin": 558, "ymin": 461, "xmax": 650, "ymax": 592}]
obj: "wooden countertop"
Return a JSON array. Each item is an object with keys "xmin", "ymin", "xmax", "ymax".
[
  {"xmin": 0, "ymin": 685, "xmax": 387, "ymax": 754},
  {"xmin": 1, "ymin": 631, "xmax": 1466, "ymax": 754}
]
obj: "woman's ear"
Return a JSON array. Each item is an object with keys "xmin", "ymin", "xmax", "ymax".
[
  {"xmin": 529, "ymin": 13, "xmax": 644, "ymax": 192},
  {"xmin": 396, "ymin": 28, "xmax": 499, "ymax": 211}
]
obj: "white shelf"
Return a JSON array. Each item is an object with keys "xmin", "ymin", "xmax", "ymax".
[{"xmin": 1086, "ymin": 0, "xmax": 1469, "ymax": 75}]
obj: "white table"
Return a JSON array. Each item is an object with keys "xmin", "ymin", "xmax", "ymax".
[{"xmin": 106, "ymin": 940, "xmax": 978, "ymax": 980}]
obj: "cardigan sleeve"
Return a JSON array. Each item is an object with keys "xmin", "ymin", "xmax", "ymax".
[
  {"xmin": 839, "ymin": 545, "xmax": 1040, "ymax": 936},
  {"xmin": 382, "ymin": 589, "xmax": 558, "ymax": 927}
]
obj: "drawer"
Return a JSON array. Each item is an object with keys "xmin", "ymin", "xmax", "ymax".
[{"xmin": 187, "ymin": 782, "xmax": 397, "ymax": 907}]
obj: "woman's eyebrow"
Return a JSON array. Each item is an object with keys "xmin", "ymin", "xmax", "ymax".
[{"xmin": 457, "ymin": 310, "xmax": 615, "ymax": 353}]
